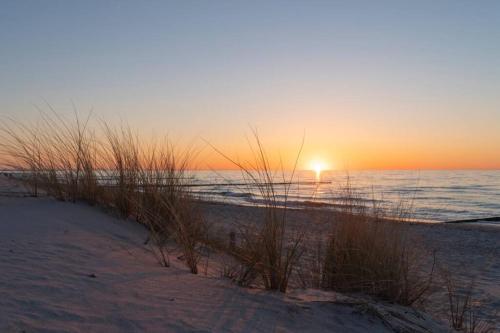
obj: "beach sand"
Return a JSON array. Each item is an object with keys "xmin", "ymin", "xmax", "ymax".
[
  {"xmin": 0, "ymin": 177, "xmax": 497, "ymax": 332},
  {"xmin": 202, "ymin": 202, "xmax": 500, "ymax": 329}
]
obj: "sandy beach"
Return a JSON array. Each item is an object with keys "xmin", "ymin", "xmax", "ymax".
[
  {"xmin": 202, "ymin": 201, "xmax": 500, "ymax": 327},
  {"xmin": 1, "ymin": 177, "xmax": 498, "ymax": 332}
]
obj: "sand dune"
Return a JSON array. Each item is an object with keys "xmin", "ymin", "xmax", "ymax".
[{"xmin": 0, "ymin": 177, "xmax": 451, "ymax": 332}]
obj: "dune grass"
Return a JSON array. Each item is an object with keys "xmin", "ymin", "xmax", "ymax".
[
  {"xmin": 208, "ymin": 131, "xmax": 305, "ymax": 292},
  {"xmin": 101, "ymin": 124, "xmax": 141, "ymax": 217},
  {"xmin": 1, "ymin": 113, "xmax": 437, "ymax": 303},
  {"xmin": 440, "ymin": 268, "xmax": 495, "ymax": 333},
  {"xmin": 0, "ymin": 111, "xmax": 102, "ymax": 202},
  {"xmin": 319, "ymin": 181, "xmax": 435, "ymax": 305},
  {"xmin": 136, "ymin": 141, "xmax": 204, "ymax": 273},
  {"xmin": 0, "ymin": 112, "xmax": 205, "ymax": 273}
]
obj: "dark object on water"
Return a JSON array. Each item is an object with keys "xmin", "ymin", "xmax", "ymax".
[
  {"xmin": 446, "ymin": 216, "xmax": 500, "ymax": 224},
  {"xmin": 88, "ymin": 273, "xmax": 97, "ymax": 278}
]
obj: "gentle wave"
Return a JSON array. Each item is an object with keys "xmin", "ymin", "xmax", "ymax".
[{"xmin": 189, "ymin": 170, "xmax": 500, "ymax": 222}]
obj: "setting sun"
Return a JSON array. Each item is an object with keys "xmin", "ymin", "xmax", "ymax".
[{"xmin": 310, "ymin": 160, "xmax": 327, "ymax": 180}]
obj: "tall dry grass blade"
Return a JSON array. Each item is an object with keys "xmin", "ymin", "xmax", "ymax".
[{"xmin": 208, "ymin": 131, "xmax": 305, "ymax": 292}]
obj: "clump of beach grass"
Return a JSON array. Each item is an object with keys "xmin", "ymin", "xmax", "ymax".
[
  {"xmin": 1, "ymin": 111, "xmax": 205, "ymax": 273},
  {"xmin": 209, "ymin": 131, "xmax": 305, "ymax": 292},
  {"xmin": 101, "ymin": 123, "xmax": 141, "ymax": 218},
  {"xmin": 0, "ymin": 117, "xmax": 44, "ymax": 196},
  {"xmin": 136, "ymin": 141, "xmax": 205, "ymax": 273},
  {"xmin": 0, "ymin": 110, "xmax": 102, "ymax": 203},
  {"xmin": 320, "ymin": 180, "xmax": 435, "ymax": 305}
]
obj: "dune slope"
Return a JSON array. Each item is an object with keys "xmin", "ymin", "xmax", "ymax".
[{"xmin": 0, "ymin": 178, "xmax": 447, "ymax": 332}]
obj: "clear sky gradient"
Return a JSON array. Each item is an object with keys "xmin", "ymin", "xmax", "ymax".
[{"xmin": 1, "ymin": 1, "xmax": 499, "ymax": 170}]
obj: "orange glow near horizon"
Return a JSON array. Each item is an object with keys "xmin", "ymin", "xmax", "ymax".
[
  {"xmin": 1, "ymin": 114, "xmax": 499, "ymax": 172},
  {"xmin": 191, "ymin": 139, "xmax": 500, "ymax": 171}
]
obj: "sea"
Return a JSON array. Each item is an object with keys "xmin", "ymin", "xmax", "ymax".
[{"xmin": 188, "ymin": 170, "xmax": 500, "ymax": 223}]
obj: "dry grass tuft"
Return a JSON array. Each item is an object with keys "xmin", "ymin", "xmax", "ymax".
[
  {"xmin": 441, "ymin": 270, "xmax": 495, "ymax": 333},
  {"xmin": 320, "ymin": 181, "xmax": 434, "ymax": 305},
  {"xmin": 101, "ymin": 124, "xmax": 141, "ymax": 217},
  {"xmin": 0, "ymin": 111, "xmax": 102, "ymax": 202},
  {"xmin": 1, "ymin": 111, "xmax": 203, "ymax": 272},
  {"xmin": 209, "ymin": 131, "xmax": 305, "ymax": 292},
  {"xmin": 133, "ymin": 139, "xmax": 204, "ymax": 273}
]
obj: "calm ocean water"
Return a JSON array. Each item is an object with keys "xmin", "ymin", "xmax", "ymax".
[{"xmin": 188, "ymin": 170, "xmax": 500, "ymax": 223}]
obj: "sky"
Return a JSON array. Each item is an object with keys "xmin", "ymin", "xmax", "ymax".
[{"xmin": 1, "ymin": 0, "xmax": 499, "ymax": 170}]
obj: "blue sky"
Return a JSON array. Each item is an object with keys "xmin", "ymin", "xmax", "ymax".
[{"xmin": 1, "ymin": 1, "xmax": 499, "ymax": 169}]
